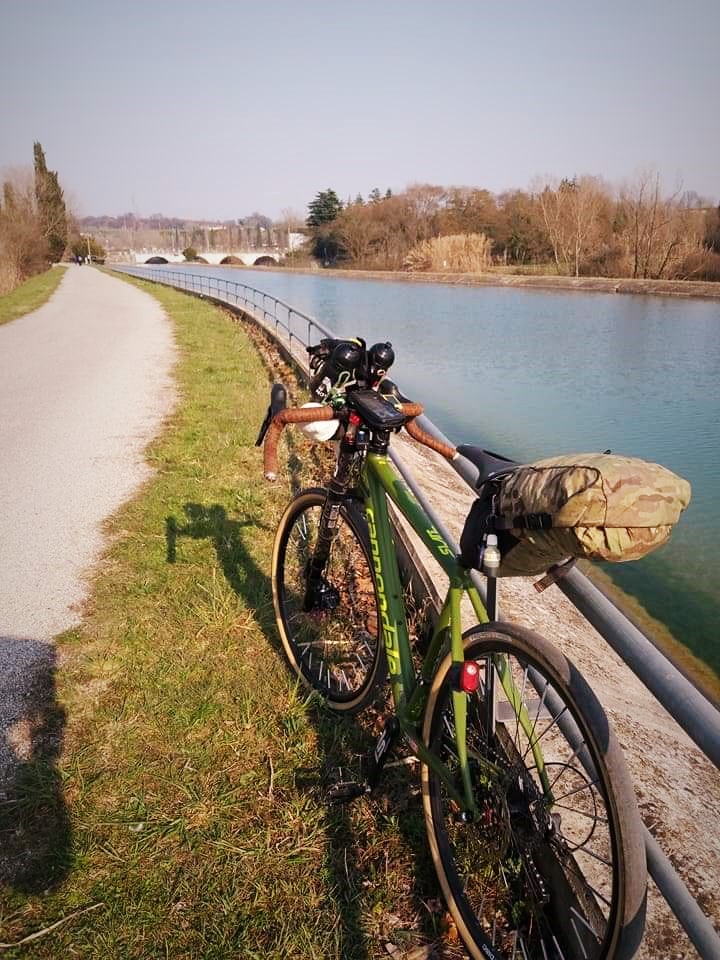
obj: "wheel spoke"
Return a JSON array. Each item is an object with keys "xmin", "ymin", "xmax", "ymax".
[
  {"xmin": 571, "ymin": 905, "xmax": 602, "ymax": 939},
  {"xmin": 513, "ymin": 664, "xmax": 530, "ymax": 754},
  {"xmin": 520, "ymin": 703, "xmax": 569, "ymax": 767},
  {"xmin": 553, "ymin": 800, "xmax": 607, "ymax": 827},
  {"xmin": 552, "ymin": 777, "xmax": 601, "ymax": 806}
]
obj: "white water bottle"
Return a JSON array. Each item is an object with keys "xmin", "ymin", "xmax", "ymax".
[{"xmin": 483, "ymin": 534, "xmax": 501, "ymax": 577}]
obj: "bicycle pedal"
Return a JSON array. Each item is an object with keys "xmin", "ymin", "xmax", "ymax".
[{"xmin": 326, "ymin": 780, "xmax": 371, "ymax": 805}]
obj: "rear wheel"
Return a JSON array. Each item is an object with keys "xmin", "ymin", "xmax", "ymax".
[
  {"xmin": 421, "ymin": 622, "xmax": 646, "ymax": 960},
  {"xmin": 272, "ymin": 488, "xmax": 386, "ymax": 713}
]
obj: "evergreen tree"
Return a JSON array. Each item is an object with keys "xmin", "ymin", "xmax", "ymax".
[
  {"xmin": 33, "ymin": 141, "xmax": 68, "ymax": 261},
  {"xmin": 305, "ymin": 189, "xmax": 345, "ymax": 264},
  {"xmin": 306, "ymin": 189, "xmax": 342, "ymax": 227},
  {"xmin": 368, "ymin": 187, "xmax": 382, "ymax": 204}
]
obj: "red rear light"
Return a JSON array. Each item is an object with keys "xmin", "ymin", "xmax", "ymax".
[{"xmin": 459, "ymin": 660, "xmax": 480, "ymax": 694}]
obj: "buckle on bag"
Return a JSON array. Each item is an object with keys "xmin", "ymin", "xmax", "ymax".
[
  {"xmin": 493, "ymin": 511, "xmax": 553, "ymax": 531},
  {"xmin": 522, "ymin": 512, "xmax": 553, "ymax": 530},
  {"xmin": 534, "ymin": 558, "xmax": 576, "ymax": 594}
]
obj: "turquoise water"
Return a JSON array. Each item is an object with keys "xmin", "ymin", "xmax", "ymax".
[{"xmin": 162, "ymin": 266, "xmax": 720, "ymax": 676}]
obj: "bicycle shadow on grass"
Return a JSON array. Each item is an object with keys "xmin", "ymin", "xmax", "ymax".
[
  {"xmin": 165, "ymin": 501, "xmax": 443, "ymax": 957},
  {"xmin": 0, "ymin": 638, "xmax": 72, "ymax": 895},
  {"xmin": 298, "ymin": 699, "xmax": 446, "ymax": 958},
  {"xmin": 165, "ymin": 501, "xmax": 373, "ymax": 954}
]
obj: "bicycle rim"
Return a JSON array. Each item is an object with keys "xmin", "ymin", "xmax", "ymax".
[
  {"xmin": 422, "ymin": 623, "xmax": 646, "ymax": 960},
  {"xmin": 272, "ymin": 488, "xmax": 386, "ymax": 713}
]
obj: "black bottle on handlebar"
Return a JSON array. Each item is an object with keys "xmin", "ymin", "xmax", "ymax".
[
  {"xmin": 309, "ymin": 339, "xmax": 365, "ymax": 400},
  {"xmin": 366, "ymin": 342, "xmax": 394, "ymax": 386}
]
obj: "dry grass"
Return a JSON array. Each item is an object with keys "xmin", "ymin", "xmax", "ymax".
[
  {"xmin": 404, "ymin": 234, "xmax": 492, "ymax": 273},
  {"xmin": 0, "ymin": 266, "xmax": 66, "ymax": 325}
]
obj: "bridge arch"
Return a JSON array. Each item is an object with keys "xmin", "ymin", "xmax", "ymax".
[
  {"xmin": 252, "ymin": 255, "xmax": 279, "ymax": 266},
  {"xmin": 146, "ymin": 256, "xmax": 169, "ymax": 264}
]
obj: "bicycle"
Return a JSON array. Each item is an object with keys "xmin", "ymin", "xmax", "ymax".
[{"xmin": 256, "ymin": 339, "xmax": 647, "ymax": 960}]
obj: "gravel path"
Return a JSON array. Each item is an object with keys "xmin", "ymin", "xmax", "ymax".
[{"xmin": 0, "ymin": 266, "xmax": 176, "ymax": 793}]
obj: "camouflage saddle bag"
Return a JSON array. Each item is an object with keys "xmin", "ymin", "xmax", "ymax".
[{"xmin": 459, "ymin": 453, "xmax": 692, "ymax": 577}]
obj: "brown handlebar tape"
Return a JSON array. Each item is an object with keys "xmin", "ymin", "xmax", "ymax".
[
  {"xmin": 404, "ymin": 417, "xmax": 456, "ymax": 460},
  {"xmin": 264, "ymin": 406, "xmax": 338, "ymax": 479},
  {"xmin": 263, "ymin": 402, "xmax": 457, "ymax": 480}
]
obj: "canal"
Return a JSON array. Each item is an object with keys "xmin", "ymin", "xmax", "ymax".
[{"xmin": 158, "ymin": 265, "xmax": 720, "ymax": 680}]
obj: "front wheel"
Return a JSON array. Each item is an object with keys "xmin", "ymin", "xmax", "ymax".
[
  {"xmin": 421, "ymin": 622, "xmax": 646, "ymax": 960},
  {"xmin": 271, "ymin": 488, "xmax": 387, "ymax": 713}
]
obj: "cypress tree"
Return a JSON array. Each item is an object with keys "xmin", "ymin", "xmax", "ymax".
[{"xmin": 33, "ymin": 141, "xmax": 68, "ymax": 261}]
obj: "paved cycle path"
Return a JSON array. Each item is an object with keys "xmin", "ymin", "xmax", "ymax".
[
  {"xmin": 0, "ymin": 265, "xmax": 176, "ymax": 640},
  {"xmin": 0, "ymin": 266, "xmax": 175, "ymax": 797}
]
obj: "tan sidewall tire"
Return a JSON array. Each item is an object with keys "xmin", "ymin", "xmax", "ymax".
[
  {"xmin": 271, "ymin": 487, "xmax": 387, "ymax": 714},
  {"xmin": 420, "ymin": 621, "xmax": 646, "ymax": 960}
]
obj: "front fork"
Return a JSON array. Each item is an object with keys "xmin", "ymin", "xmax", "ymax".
[{"xmin": 303, "ymin": 439, "xmax": 357, "ymax": 611}]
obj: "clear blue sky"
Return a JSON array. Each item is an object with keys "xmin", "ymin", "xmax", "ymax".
[{"xmin": 1, "ymin": 0, "xmax": 718, "ymax": 221}]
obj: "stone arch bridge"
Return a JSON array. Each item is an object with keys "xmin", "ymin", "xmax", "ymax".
[{"xmin": 132, "ymin": 250, "xmax": 281, "ymax": 266}]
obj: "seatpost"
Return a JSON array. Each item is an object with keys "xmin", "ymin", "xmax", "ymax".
[
  {"xmin": 482, "ymin": 538, "xmax": 501, "ymax": 736},
  {"xmin": 486, "ymin": 577, "xmax": 498, "ymax": 621}
]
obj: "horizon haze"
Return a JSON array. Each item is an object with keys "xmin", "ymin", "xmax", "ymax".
[{"xmin": 1, "ymin": 0, "xmax": 718, "ymax": 221}]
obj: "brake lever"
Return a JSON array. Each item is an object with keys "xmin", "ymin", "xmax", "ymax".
[{"xmin": 255, "ymin": 383, "xmax": 288, "ymax": 446}]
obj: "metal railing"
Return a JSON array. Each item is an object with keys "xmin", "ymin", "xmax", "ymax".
[
  {"xmin": 115, "ymin": 264, "xmax": 335, "ymax": 353},
  {"xmin": 112, "ymin": 263, "xmax": 720, "ymax": 959}
]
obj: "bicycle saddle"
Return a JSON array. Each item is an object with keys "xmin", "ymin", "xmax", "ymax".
[{"xmin": 457, "ymin": 445, "xmax": 520, "ymax": 487}]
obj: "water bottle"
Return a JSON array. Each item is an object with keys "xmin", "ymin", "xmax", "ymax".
[{"xmin": 483, "ymin": 534, "xmax": 501, "ymax": 577}]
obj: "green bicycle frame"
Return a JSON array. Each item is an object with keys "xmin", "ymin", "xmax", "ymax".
[{"xmin": 361, "ymin": 450, "xmax": 552, "ymax": 811}]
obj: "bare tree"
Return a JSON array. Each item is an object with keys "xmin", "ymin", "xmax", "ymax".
[
  {"xmin": 535, "ymin": 176, "xmax": 568, "ymax": 272},
  {"xmin": 535, "ymin": 176, "xmax": 611, "ymax": 276},
  {"xmin": 617, "ymin": 171, "xmax": 702, "ymax": 278},
  {"xmin": 336, "ymin": 203, "xmax": 381, "ymax": 264},
  {"xmin": 0, "ymin": 168, "xmax": 49, "ymax": 293},
  {"xmin": 277, "ymin": 208, "xmax": 305, "ymax": 250}
]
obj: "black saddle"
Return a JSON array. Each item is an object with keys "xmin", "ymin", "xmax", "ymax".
[{"xmin": 457, "ymin": 445, "xmax": 520, "ymax": 488}]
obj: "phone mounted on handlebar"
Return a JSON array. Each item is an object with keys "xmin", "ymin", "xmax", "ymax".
[{"xmin": 347, "ymin": 389, "xmax": 408, "ymax": 431}]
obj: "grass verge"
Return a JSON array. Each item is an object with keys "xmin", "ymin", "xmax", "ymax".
[
  {"xmin": 0, "ymin": 278, "xmax": 448, "ymax": 959},
  {"xmin": 0, "ymin": 267, "xmax": 67, "ymax": 326}
]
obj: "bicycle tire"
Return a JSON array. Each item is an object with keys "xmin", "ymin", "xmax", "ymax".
[
  {"xmin": 421, "ymin": 622, "xmax": 646, "ymax": 960},
  {"xmin": 272, "ymin": 487, "xmax": 387, "ymax": 713}
]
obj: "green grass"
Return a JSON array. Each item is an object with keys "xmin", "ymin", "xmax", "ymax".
[
  {"xmin": 0, "ymin": 267, "xmax": 67, "ymax": 325},
  {"xmin": 0, "ymin": 279, "xmax": 448, "ymax": 959}
]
